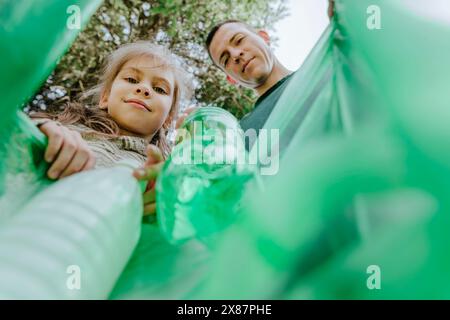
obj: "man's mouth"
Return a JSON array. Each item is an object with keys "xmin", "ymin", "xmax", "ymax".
[
  {"xmin": 242, "ymin": 57, "xmax": 255, "ymax": 73},
  {"xmin": 125, "ymin": 99, "xmax": 151, "ymax": 112}
]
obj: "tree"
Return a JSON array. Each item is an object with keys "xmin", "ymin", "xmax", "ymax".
[{"xmin": 26, "ymin": 0, "xmax": 289, "ymax": 120}]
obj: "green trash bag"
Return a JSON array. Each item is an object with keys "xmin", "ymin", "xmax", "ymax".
[
  {"xmin": 3, "ymin": 0, "xmax": 450, "ymax": 300},
  {"xmin": 194, "ymin": 0, "xmax": 450, "ymax": 299}
]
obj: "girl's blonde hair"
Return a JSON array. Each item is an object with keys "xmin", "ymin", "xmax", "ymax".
[{"xmin": 35, "ymin": 41, "xmax": 192, "ymax": 158}]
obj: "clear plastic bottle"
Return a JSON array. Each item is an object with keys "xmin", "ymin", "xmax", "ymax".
[{"xmin": 156, "ymin": 106, "xmax": 255, "ymax": 246}]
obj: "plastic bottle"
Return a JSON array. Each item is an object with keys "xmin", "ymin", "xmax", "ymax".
[{"xmin": 156, "ymin": 106, "xmax": 255, "ymax": 246}]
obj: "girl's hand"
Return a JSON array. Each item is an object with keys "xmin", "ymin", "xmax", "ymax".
[
  {"xmin": 133, "ymin": 145, "xmax": 164, "ymax": 216},
  {"xmin": 39, "ymin": 120, "xmax": 96, "ymax": 179}
]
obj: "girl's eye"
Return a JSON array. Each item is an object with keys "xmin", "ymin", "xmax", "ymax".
[
  {"xmin": 237, "ymin": 37, "xmax": 243, "ymax": 44},
  {"xmin": 153, "ymin": 87, "xmax": 167, "ymax": 95},
  {"xmin": 126, "ymin": 77, "xmax": 138, "ymax": 84},
  {"xmin": 224, "ymin": 57, "xmax": 229, "ymax": 67}
]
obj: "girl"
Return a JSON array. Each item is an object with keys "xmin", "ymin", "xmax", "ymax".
[
  {"xmin": 32, "ymin": 42, "xmax": 192, "ymax": 215},
  {"xmin": 32, "ymin": 41, "xmax": 191, "ymax": 177}
]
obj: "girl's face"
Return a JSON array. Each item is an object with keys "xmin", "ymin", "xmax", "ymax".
[{"xmin": 100, "ymin": 55, "xmax": 175, "ymax": 139}]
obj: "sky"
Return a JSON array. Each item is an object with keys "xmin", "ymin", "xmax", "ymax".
[{"xmin": 273, "ymin": 0, "xmax": 330, "ymax": 71}]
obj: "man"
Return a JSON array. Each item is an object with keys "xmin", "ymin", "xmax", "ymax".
[
  {"xmin": 206, "ymin": 21, "xmax": 292, "ymax": 139},
  {"xmin": 205, "ymin": 0, "xmax": 335, "ymax": 148}
]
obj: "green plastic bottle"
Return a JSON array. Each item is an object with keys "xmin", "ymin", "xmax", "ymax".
[{"xmin": 156, "ymin": 106, "xmax": 255, "ymax": 246}]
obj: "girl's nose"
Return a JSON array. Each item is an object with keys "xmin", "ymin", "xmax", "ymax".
[{"xmin": 136, "ymin": 86, "xmax": 150, "ymax": 97}]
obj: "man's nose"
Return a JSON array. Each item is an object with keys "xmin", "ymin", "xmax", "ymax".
[
  {"xmin": 136, "ymin": 85, "xmax": 150, "ymax": 97},
  {"xmin": 231, "ymin": 49, "xmax": 244, "ymax": 64}
]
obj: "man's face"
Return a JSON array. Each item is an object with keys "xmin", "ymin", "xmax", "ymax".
[{"xmin": 209, "ymin": 23, "xmax": 274, "ymax": 89}]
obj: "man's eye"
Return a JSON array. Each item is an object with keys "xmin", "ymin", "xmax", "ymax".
[
  {"xmin": 237, "ymin": 37, "xmax": 244, "ymax": 44},
  {"xmin": 224, "ymin": 57, "xmax": 229, "ymax": 67},
  {"xmin": 126, "ymin": 77, "xmax": 138, "ymax": 84},
  {"xmin": 154, "ymin": 87, "xmax": 167, "ymax": 95}
]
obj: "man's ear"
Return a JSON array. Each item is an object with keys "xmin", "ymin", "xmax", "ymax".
[
  {"xmin": 257, "ymin": 30, "xmax": 270, "ymax": 45},
  {"xmin": 99, "ymin": 91, "xmax": 109, "ymax": 110},
  {"xmin": 226, "ymin": 75, "xmax": 238, "ymax": 85}
]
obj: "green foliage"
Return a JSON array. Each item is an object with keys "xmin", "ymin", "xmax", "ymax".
[{"xmin": 26, "ymin": 0, "xmax": 288, "ymax": 120}]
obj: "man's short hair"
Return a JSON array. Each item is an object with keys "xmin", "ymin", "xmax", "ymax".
[{"xmin": 205, "ymin": 19, "xmax": 254, "ymax": 64}]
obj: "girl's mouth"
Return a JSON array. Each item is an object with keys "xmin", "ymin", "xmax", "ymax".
[{"xmin": 125, "ymin": 99, "xmax": 151, "ymax": 111}]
